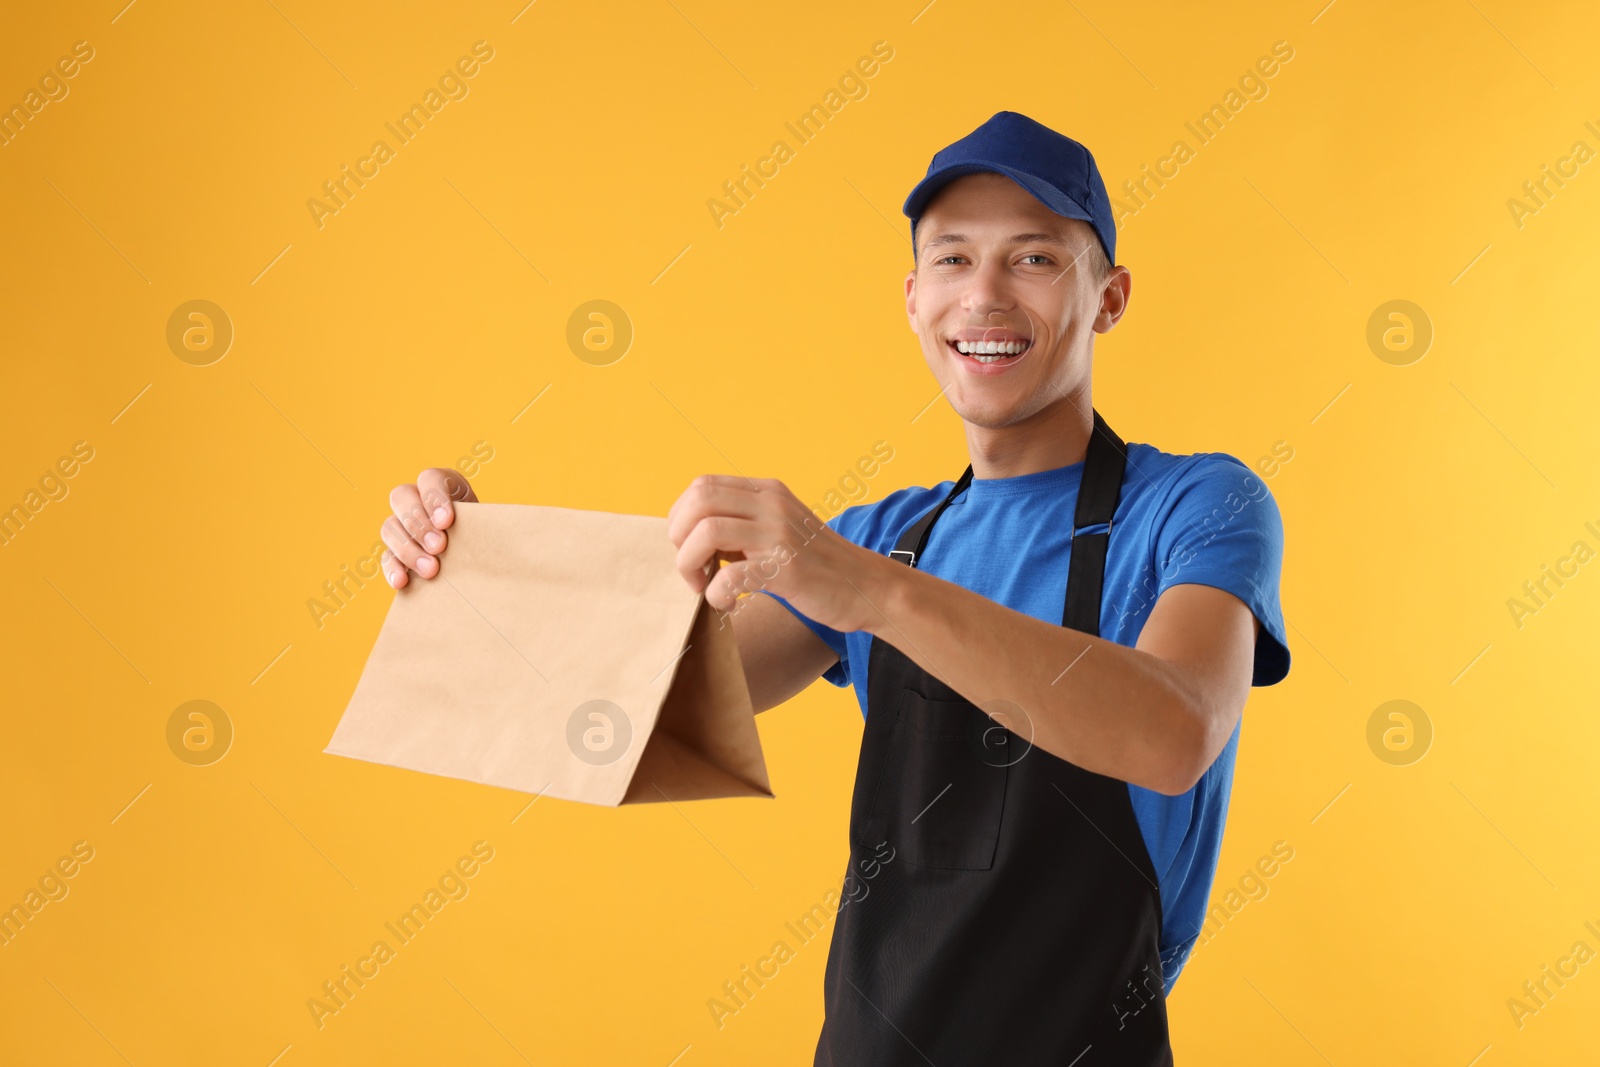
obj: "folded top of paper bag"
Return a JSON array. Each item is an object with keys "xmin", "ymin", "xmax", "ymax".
[{"xmin": 324, "ymin": 501, "xmax": 772, "ymax": 806}]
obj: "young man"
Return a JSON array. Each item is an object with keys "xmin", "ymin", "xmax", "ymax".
[{"xmin": 380, "ymin": 111, "xmax": 1289, "ymax": 1064}]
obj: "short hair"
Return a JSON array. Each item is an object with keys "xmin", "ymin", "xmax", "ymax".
[
  {"xmin": 1068, "ymin": 218, "xmax": 1113, "ymax": 281},
  {"xmin": 1081, "ymin": 237, "xmax": 1112, "ymax": 282}
]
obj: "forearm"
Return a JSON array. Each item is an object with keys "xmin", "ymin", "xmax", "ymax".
[
  {"xmin": 728, "ymin": 592, "xmax": 840, "ymax": 714},
  {"xmin": 850, "ymin": 552, "xmax": 1203, "ymax": 795}
]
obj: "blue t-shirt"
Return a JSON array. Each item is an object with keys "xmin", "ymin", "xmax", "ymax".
[{"xmin": 764, "ymin": 442, "xmax": 1290, "ymax": 994}]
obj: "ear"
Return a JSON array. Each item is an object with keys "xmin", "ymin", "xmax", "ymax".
[
  {"xmin": 1093, "ymin": 265, "xmax": 1132, "ymax": 334},
  {"xmin": 905, "ymin": 268, "xmax": 918, "ymax": 332}
]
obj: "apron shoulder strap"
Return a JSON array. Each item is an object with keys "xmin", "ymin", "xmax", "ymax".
[
  {"xmin": 1063, "ymin": 409, "xmax": 1129, "ymax": 637},
  {"xmin": 885, "ymin": 407, "xmax": 1130, "ymax": 639},
  {"xmin": 889, "ymin": 466, "xmax": 973, "ymax": 567}
]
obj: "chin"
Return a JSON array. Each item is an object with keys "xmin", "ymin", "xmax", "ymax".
[{"xmin": 946, "ymin": 397, "xmax": 1026, "ymax": 429}]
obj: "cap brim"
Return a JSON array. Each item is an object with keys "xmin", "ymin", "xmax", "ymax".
[{"xmin": 902, "ymin": 161, "xmax": 1095, "ymax": 229}]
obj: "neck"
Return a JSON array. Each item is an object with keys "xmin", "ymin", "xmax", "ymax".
[{"xmin": 963, "ymin": 388, "xmax": 1093, "ymax": 480}]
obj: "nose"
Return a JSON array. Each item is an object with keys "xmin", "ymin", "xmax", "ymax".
[{"xmin": 960, "ymin": 259, "xmax": 1015, "ymax": 323}]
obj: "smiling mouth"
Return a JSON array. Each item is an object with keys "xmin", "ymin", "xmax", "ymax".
[{"xmin": 948, "ymin": 338, "xmax": 1032, "ymax": 364}]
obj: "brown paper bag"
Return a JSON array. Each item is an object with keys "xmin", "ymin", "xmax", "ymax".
[{"xmin": 324, "ymin": 501, "xmax": 773, "ymax": 806}]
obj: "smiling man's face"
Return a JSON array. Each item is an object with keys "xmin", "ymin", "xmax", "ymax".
[{"xmin": 905, "ymin": 172, "xmax": 1130, "ymax": 434}]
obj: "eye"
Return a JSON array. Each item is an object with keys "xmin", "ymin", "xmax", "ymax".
[
  {"xmin": 1020, "ymin": 254, "xmax": 1053, "ymax": 265},
  {"xmin": 934, "ymin": 254, "xmax": 967, "ymax": 265}
]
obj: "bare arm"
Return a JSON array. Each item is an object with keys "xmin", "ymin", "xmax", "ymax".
[
  {"xmin": 853, "ymin": 565, "xmax": 1260, "ymax": 796},
  {"xmin": 728, "ymin": 592, "xmax": 839, "ymax": 713},
  {"xmin": 666, "ymin": 475, "xmax": 1262, "ymax": 796}
]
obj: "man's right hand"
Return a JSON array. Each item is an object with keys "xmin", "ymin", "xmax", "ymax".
[{"xmin": 381, "ymin": 468, "xmax": 479, "ymax": 588}]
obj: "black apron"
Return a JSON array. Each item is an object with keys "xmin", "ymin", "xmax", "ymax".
[{"xmin": 814, "ymin": 410, "xmax": 1173, "ymax": 1066}]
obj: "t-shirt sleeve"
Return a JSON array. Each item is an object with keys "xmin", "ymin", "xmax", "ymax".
[
  {"xmin": 759, "ymin": 512, "xmax": 851, "ymax": 689},
  {"xmin": 1150, "ymin": 453, "xmax": 1290, "ymax": 686}
]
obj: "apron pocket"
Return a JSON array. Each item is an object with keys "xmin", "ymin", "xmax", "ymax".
[{"xmin": 859, "ymin": 690, "xmax": 1010, "ymax": 870}]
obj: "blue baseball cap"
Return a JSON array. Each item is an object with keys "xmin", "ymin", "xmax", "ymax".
[{"xmin": 902, "ymin": 111, "xmax": 1116, "ymax": 266}]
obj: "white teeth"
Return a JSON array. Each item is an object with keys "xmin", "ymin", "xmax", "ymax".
[{"xmin": 954, "ymin": 340, "xmax": 1028, "ymax": 356}]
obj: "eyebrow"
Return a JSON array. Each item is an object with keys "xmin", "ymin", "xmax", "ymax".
[{"xmin": 919, "ymin": 232, "xmax": 1068, "ymax": 255}]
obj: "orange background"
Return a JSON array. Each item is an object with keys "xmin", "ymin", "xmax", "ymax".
[{"xmin": 2, "ymin": 0, "xmax": 1597, "ymax": 1063}]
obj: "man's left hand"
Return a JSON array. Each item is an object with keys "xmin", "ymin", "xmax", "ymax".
[{"xmin": 666, "ymin": 474, "xmax": 882, "ymax": 633}]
